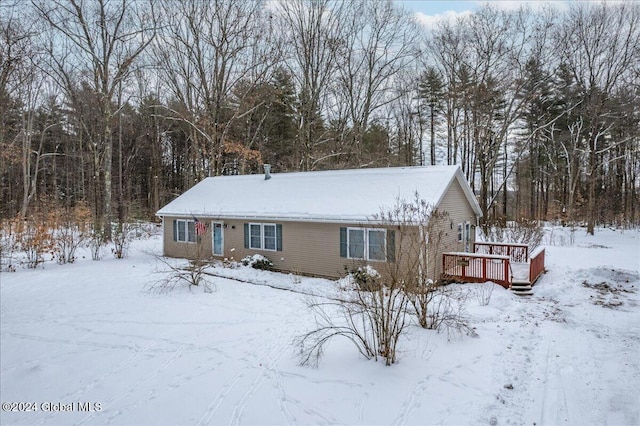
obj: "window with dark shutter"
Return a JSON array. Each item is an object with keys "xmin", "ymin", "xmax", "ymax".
[
  {"xmin": 276, "ymin": 224, "xmax": 283, "ymax": 251},
  {"xmin": 386, "ymin": 230, "xmax": 395, "ymax": 262},
  {"xmin": 339, "ymin": 227, "xmax": 347, "ymax": 258}
]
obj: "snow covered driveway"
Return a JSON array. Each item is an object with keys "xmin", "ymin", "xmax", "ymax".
[{"xmin": 1, "ymin": 227, "xmax": 639, "ymax": 425}]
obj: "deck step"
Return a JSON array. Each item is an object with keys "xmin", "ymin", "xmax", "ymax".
[{"xmin": 511, "ymin": 281, "xmax": 533, "ymax": 296}]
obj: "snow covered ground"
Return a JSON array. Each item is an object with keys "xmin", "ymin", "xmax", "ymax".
[{"xmin": 1, "ymin": 226, "xmax": 639, "ymax": 425}]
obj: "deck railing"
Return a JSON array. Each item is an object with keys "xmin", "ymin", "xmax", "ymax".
[
  {"xmin": 442, "ymin": 252, "xmax": 511, "ymax": 288},
  {"xmin": 529, "ymin": 248, "xmax": 545, "ymax": 284},
  {"xmin": 473, "ymin": 242, "xmax": 529, "ymax": 263}
]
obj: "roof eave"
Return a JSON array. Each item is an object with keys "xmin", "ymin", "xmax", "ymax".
[{"xmin": 155, "ymin": 212, "xmax": 385, "ymax": 225}]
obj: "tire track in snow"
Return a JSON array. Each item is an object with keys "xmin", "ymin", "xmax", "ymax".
[
  {"xmin": 196, "ymin": 298, "xmax": 303, "ymax": 426},
  {"xmin": 196, "ymin": 366, "xmax": 252, "ymax": 425},
  {"xmin": 479, "ymin": 296, "xmax": 544, "ymax": 425},
  {"xmin": 227, "ymin": 321, "xmax": 294, "ymax": 426},
  {"xmin": 269, "ymin": 362, "xmax": 295, "ymax": 425},
  {"xmin": 32, "ymin": 302, "xmax": 211, "ymax": 426},
  {"xmin": 76, "ymin": 304, "xmax": 215, "ymax": 425},
  {"xmin": 392, "ymin": 377, "xmax": 430, "ymax": 426},
  {"xmin": 1, "ymin": 321, "xmax": 114, "ymax": 375}
]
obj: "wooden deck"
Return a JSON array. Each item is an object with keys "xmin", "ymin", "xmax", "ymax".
[{"xmin": 442, "ymin": 242, "xmax": 545, "ymax": 290}]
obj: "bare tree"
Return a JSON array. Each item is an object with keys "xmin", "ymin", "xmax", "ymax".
[
  {"xmin": 0, "ymin": 1, "xmax": 34, "ymax": 122},
  {"xmin": 429, "ymin": 5, "xmax": 560, "ymax": 224},
  {"xmin": 373, "ymin": 194, "xmax": 470, "ymax": 331},
  {"xmin": 276, "ymin": 0, "xmax": 348, "ymax": 170},
  {"xmin": 335, "ymin": 0, "xmax": 419, "ymax": 166},
  {"xmin": 34, "ymin": 0, "xmax": 157, "ymax": 239},
  {"xmin": 1, "ymin": 3, "xmax": 36, "ymax": 217},
  {"xmin": 386, "ymin": 67, "xmax": 423, "ymax": 166},
  {"xmin": 554, "ymin": 2, "xmax": 640, "ymax": 234},
  {"xmin": 154, "ymin": 0, "xmax": 279, "ymax": 178}
]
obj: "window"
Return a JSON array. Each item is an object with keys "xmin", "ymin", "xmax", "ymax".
[
  {"xmin": 348, "ymin": 229, "xmax": 365, "ymax": 259},
  {"xmin": 368, "ymin": 229, "xmax": 386, "ymax": 261},
  {"xmin": 244, "ymin": 223, "xmax": 283, "ymax": 252},
  {"xmin": 458, "ymin": 221, "xmax": 472, "ymax": 252},
  {"xmin": 263, "ymin": 224, "xmax": 276, "ymax": 250},
  {"xmin": 250, "ymin": 224, "xmax": 262, "ymax": 249},
  {"xmin": 457, "ymin": 222, "xmax": 471, "ymax": 243},
  {"xmin": 342, "ymin": 227, "xmax": 388, "ymax": 262},
  {"xmin": 173, "ymin": 219, "xmax": 196, "ymax": 243}
]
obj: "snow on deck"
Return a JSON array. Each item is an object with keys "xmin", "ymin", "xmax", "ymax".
[{"xmin": 511, "ymin": 261, "xmax": 530, "ymax": 282}]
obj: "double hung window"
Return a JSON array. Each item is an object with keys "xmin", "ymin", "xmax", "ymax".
[
  {"xmin": 250, "ymin": 224, "xmax": 262, "ymax": 249},
  {"xmin": 244, "ymin": 223, "xmax": 282, "ymax": 252},
  {"xmin": 173, "ymin": 219, "xmax": 196, "ymax": 243},
  {"xmin": 263, "ymin": 224, "xmax": 277, "ymax": 250},
  {"xmin": 345, "ymin": 227, "xmax": 388, "ymax": 262}
]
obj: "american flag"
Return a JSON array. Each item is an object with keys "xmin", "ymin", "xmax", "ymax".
[{"xmin": 194, "ymin": 217, "xmax": 207, "ymax": 236}]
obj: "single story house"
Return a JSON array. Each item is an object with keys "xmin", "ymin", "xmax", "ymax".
[{"xmin": 156, "ymin": 165, "xmax": 482, "ymax": 280}]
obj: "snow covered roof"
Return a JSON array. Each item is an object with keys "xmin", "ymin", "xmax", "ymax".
[{"xmin": 156, "ymin": 165, "xmax": 482, "ymax": 223}]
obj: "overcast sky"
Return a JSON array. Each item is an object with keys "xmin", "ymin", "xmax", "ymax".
[{"xmin": 396, "ymin": 1, "xmax": 572, "ymax": 29}]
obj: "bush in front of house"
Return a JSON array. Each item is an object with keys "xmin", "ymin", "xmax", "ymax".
[
  {"xmin": 347, "ymin": 265, "xmax": 382, "ymax": 291},
  {"xmin": 241, "ymin": 254, "xmax": 273, "ymax": 270}
]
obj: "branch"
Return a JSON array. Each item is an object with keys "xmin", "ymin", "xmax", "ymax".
[{"xmin": 486, "ymin": 100, "xmax": 583, "ymax": 211}]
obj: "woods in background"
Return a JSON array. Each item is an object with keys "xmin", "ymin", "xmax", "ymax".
[{"xmin": 1, "ymin": 0, "xmax": 639, "ymax": 235}]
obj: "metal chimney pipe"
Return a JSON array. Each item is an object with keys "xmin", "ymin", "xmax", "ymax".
[{"xmin": 264, "ymin": 164, "xmax": 271, "ymax": 180}]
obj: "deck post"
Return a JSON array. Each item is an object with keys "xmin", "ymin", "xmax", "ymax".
[
  {"xmin": 504, "ymin": 259, "xmax": 510, "ymax": 287},
  {"xmin": 482, "ymin": 257, "xmax": 487, "ymax": 281}
]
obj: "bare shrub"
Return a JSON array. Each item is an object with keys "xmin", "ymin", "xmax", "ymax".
[
  {"xmin": 297, "ymin": 276, "xmax": 409, "ymax": 367},
  {"xmin": 289, "ymin": 270, "xmax": 302, "ymax": 285},
  {"xmin": 87, "ymin": 227, "xmax": 105, "ymax": 261},
  {"xmin": 474, "ymin": 282, "xmax": 496, "ymax": 306},
  {"xmin": 479, "ymin": 218, "xmax": 544, "ymax": 251},
  {"xmin": 112, "ymin": 222, "xmax": 131, "ymax": 259},
  {"xmin": 51, "ymin": 204, "xmax": 92, "ymax": 264},
  {"xmin": 147, "ymin": 255, "xmax": 214, "ymax": 294},
  {"xmin": 425, "ymin": 285, "xmax": 476, "ymax": 339},
  {"xmin": 375, "ymin": 194, "xmax": 461, "ymax": 330},
  {"xmin": 14, "ymin": 218, "xmax": 52, "ymax": 268},
  {"xmin": 0, "ymin": 220, "xmax": 20, "ymax": 272},
  {"xmin": 146, "ymin": 235, "xmax": 213, "ymax": 293},
  {"xmin": 297, "ymin": 193, "xmax": 475, "ymax": 367}
]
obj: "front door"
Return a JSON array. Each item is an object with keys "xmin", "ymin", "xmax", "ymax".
[{"xmin": 212, "ymin": 222, "xmax": 224, "ymax": 256}]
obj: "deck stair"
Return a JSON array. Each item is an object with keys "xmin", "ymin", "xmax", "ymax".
[{"xmin": 510, "ymin": 280, "xmax": 534, "ymax": 296}]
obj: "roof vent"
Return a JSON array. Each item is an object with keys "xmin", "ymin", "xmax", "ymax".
[{"xmin": 264, "ymin": 164, "xmax": 271, "ymax": 180}]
